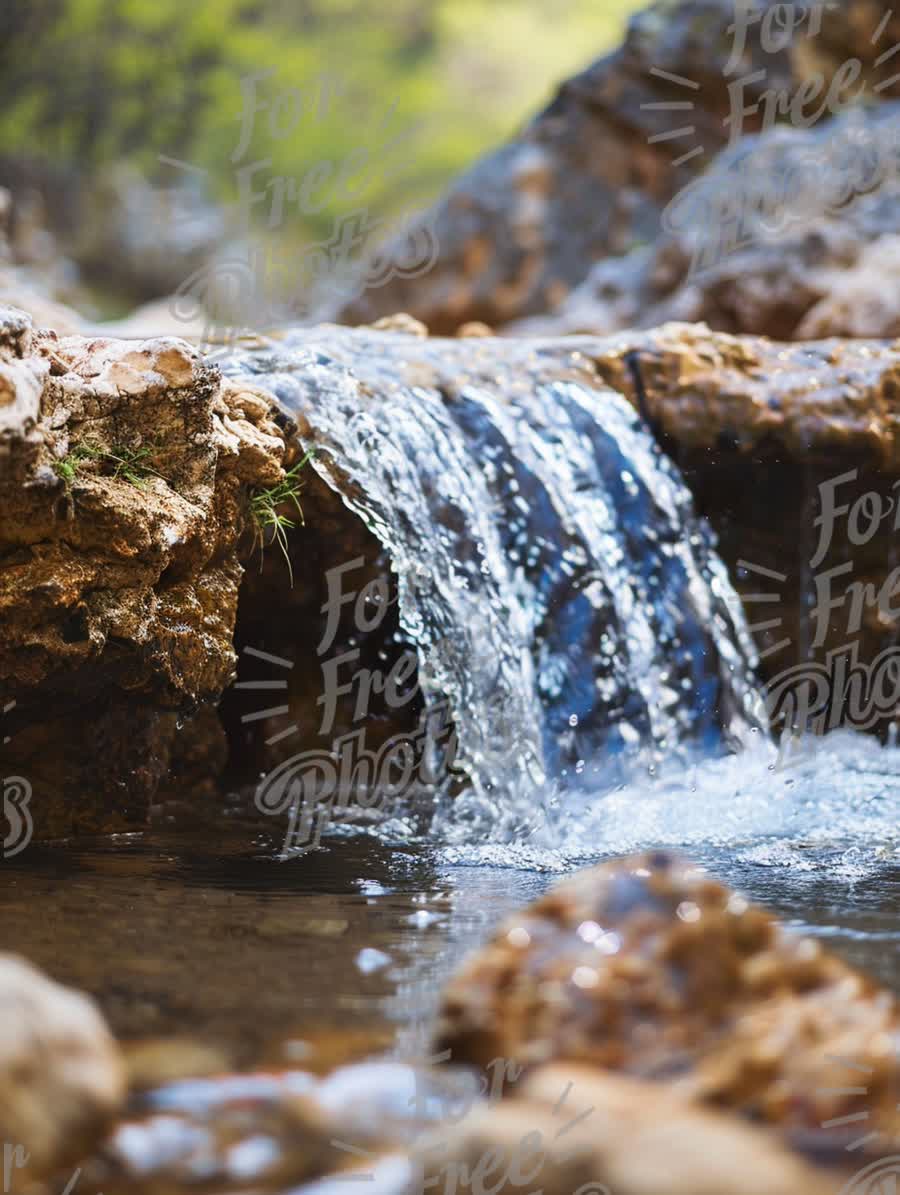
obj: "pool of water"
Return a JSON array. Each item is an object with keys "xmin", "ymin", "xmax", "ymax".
[{"xmin": 4, "ymin": 738, "xmax": 897, "ymax": 1071}]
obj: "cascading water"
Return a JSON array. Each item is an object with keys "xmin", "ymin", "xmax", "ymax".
[{"xmin": 221, "ymin": 328, "xmax": 764, "ymax": 845}]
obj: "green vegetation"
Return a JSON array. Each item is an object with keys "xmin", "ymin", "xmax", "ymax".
[
  {"xmin": 52, "ymin": 441, "xmax": 167, "ymax": 489},
  {"xmin": 0, "ymin": 0, "xmax": 638, "ymax": 244},
  {"xmin": 104, "ymin": 445, "xmax": 168, "ymax": 487},
  {"xmin": 249, "ymin": 450, "xmax": 315, "ymax": 585},
  {"xmin": 52, "ymin": 444, "xmax": 96, "ymax": 488}
]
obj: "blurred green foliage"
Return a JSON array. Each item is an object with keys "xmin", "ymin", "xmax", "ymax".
[{"xmin": 0, "ymin": 0, "xmax": 637, "ymax": 238}]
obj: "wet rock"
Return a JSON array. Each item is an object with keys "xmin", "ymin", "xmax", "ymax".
[
  {"xmin": 0, "ymin": 305, "xmax": 288, "ymax": 836},
  {"xmin": 333, "ymin": 1, "xmax": 900, "ymax": 333},
  {"xmin": 0, "ymin": 954, "xmax": 125, "ymax": 1184},
  {"xmin": 94, "ymin": 1085, "xmax": 337, "ymax": 1195},
  {"xmin": 7, "ymin": 310, "xmax": 900, "ymax": 829},
  {"xmin": 513, "ymin": 104, "xmax": 900, "ymax": 341},
  {"xmin": 223, "ymin": 321, "xmax": 900, "ymax": 725},
  {"xmin": 585, "ymin": 321, "xmax": 900, "ymax": 701},
  {"xmin": 419, "ymin": 1065, "xmax": 843, "ymax": 1195},
  {"xmin": 435, "ymin": 852, "xmax": 900, "ymax": 1159},
  {"xmin": 587, "ymin": 323, "xmax": 900, "ymax": 467},
  {"xmin": 218, "ymin": 323, "xmax": 762, "ymax": 827}
]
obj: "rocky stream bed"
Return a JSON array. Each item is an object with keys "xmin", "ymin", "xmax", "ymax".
[{"xmin": 3, "ymin": 0, "xmax": 900, "ymax": 1192}]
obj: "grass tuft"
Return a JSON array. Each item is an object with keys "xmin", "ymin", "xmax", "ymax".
[
  {"xmin": 249, "ymin": 449, "xmax": 315, "ymax": 586},
  {"xmin": 53, "ymin": 441, "xmax": 167, "ymax": 489}
]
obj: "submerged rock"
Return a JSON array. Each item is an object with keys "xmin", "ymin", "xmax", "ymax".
[
  {"xmin": 435, "ymin": 852, "xmax": 900, "ymax": 1160},
  {"xmin": 0, "ymin": 954, "xmax": 125, "ymax": 1185},
  {"xmin": 82, "ymin": 1060, "xmax": 481, "ymax": 1195},
  {"xmin": 69, "ymin": 854, "xmax": 900, "ymax": 1195}
]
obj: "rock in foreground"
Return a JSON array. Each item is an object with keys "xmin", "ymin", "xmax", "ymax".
[
  {"xmin": 0, "ymin": 954, "xmax": 125, "ymax": 1186},
  {"xmin": 436, "ymin": 852, "xmax": 900, "ymax": 1158},
  {"xmin": 420, "ymin": 1065, "xmax": 843, "ymax": 1195}
]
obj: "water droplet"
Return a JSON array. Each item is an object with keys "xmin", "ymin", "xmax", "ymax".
[{"xmin": 355, "ymin": 948, "xmax": 391, "ymax": 974}]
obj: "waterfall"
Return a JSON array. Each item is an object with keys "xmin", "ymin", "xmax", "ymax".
[{"xmin": 221, "ymin": 329, "xmax": 764, "ymax": 844}]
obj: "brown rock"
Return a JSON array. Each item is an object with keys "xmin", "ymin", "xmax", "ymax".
[
  {"xmin": 7, "ymin": 311, "xmax": 900, "ymax": 830},
  {"xmin": 0, "ymin": 954, "xmax": 125, "ymax": 1185},
  {"xmin": 0, "ymin": 306, "xmax": 289, "ymax": 836},
  {"xmin": 420, "ymin": 1065, "xmax": 843, "ymax": 1195},
  {"xmin": 513, "ymin": 105, "xmax": 900, "ymax": 342},
  {"xmin": 585, "ymin": 322, "xmax": 900, "ymax": 700},
  {"xmin": 227, "ymin": 322, "xmax": 900, "ymax": 745},
  {"xmin": 436, "ymin": 852, "xmax": 900, "ymax": 1157},
  {"xmin": 332, "ymin": 1, "xmax": 900, "ymax": 333}
]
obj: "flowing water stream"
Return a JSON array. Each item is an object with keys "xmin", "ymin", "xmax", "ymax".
[
  {"xmin": 220, "ymin": 330, "xmax": 764, "ymax": 846},
  {"xmin": 1, "ymin": 328, "xmax": 898, "ymax": 1187}
]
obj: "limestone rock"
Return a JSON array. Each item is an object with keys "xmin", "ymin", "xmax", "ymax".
[
  {"xmin": 436, "ymin": 851, "xmax": 900, "ymax": 1158},
  {"xmin": 0, "ymin": 954, "xmax": 125, "ymax": 1185},
  {"xmin": 0, "ymin": 306, "xmax": 288, "ymax": 837}
]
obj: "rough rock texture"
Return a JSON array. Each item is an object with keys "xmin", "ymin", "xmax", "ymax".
[
  {"xmin": 436, "ymin": 852, "xmax": 900, "ymax": 1162},
  {"xmin": 0, "ymin": 954, "xmax": 125, "ymax": 1186},
  {"xmin": 587, "ymin": 322, "xmax": 900, "ymax": 706},
  {"xmin": 334, "ymin": 0, "xmax": 900, "ymax": 333},
  {"xmin": 513, "ymin": 104, "xmax": 900, "ymax": 341},
  {"xmin": 421, "ymin": 1065, "xmax": 844, "ymax": 1195},
  {"xmin": 0, "ymin": 306, "xmax": 289, "ymax": 837}
]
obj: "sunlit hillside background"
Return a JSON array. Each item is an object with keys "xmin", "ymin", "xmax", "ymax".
[{"xmin": 0, "ymin": 0, "xmax": 639, "ymax": 312}]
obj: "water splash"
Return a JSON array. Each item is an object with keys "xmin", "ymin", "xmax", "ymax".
[{"xmin": 222, "ymin": 331, "xmax": 764, "ymax": 843}]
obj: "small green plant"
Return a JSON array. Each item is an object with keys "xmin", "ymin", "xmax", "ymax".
[
  {"xmin": 52, "ymin": 444, "xmax": 96, "ymax": 487},
  {"xmin": 103, "ymin": 444, "xmax": 167, "ymax": 487},
  {"xmin": 248, "ymin": 449, "xmax": 315, "ymax": 586},
  {"xmin": 53, "ymin": 440, "xmax": 167, "ymax": 490}
]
